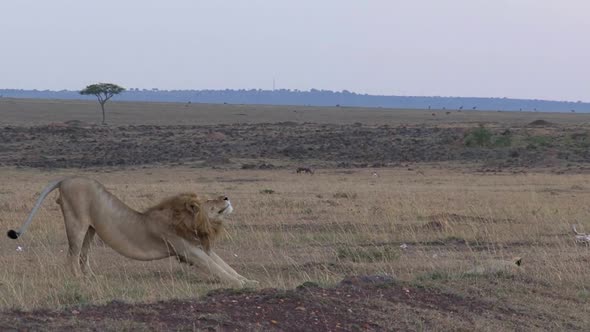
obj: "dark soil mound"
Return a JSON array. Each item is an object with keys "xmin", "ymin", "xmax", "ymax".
[
  {"xmin": 528, "ymin": 119, "xmax": 552, "ymax": 126},
  {"xmin": 0, "ymin": 122, "xmax": 584, "ymax": 169},
  {"xmin": 0, "ymin": 275, "xmax": 570, "ymax": 331}
]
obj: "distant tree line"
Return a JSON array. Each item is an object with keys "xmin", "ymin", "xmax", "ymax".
[{"xmin": 0, "ymin": 88, "xmax": 588, "ymax": 113}]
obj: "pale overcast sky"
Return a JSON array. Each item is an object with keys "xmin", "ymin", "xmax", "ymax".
[{"xmin": 1, "ymin": 0, "xmax": 588, "ymax": 101}]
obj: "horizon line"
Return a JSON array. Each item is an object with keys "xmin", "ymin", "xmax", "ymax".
[{"xmin": 0, "ymin": 87, "xmax": 588, "ymax": 104}]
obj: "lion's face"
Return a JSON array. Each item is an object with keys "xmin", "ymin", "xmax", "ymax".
[{"xmin": 201, "ymin": 195, "xmax": 233, "ymax": 219}]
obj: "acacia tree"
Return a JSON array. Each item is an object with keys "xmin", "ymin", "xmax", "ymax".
[{"xmin": 80, "ymin": 83, "xmax": 125, "ymax": 125}]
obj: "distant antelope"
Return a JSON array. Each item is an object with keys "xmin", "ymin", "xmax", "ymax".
[{"xmin": 296, "ymin": 167, "xmax": 314, "ymax": 175}]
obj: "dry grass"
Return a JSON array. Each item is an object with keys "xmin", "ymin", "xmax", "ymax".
[{"xmin": 1, "ymin": 166, "xmax": 589, "ymax": 320}]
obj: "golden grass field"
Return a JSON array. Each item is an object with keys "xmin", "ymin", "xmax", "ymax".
[
  {"xmin": 0, "ymin": 166, "xmax": 589, "ymax": 324},
  {"xmin": 1, "ymin": 99, "xmax": 590, "ymax": 329}
]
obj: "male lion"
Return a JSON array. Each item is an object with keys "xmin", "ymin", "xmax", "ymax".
[{"xmin": 7, "ymin": 177, "xmax": 258, "ymax": 288}]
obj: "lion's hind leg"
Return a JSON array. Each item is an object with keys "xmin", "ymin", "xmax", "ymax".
[
  {"xmin": 59, "ymin": 199, "xmax": 90, "ymax": 278},
  {"xmin": 80, "ymin": 226, "xmax": 96, "ymax": 276},
  {"xmin": 65, "ymin": 225, "xmax": 87, "ymax": 277}
]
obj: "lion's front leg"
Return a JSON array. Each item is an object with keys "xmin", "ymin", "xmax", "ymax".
[
  {"xmin": 190, "ymin": 248, "xmax": 246, "ymax": 288},
  {"xmin": 209, "ymin": 251, "xmax": 259, "ymax": 286},
  {"xmin": 170, "ymin": 239, "xmax": 245, "ymax": 287}
]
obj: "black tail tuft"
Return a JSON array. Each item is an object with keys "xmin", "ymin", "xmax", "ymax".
[{"xmin": 7, "ymin": 229, "xmax": 19, "ymax": 239}]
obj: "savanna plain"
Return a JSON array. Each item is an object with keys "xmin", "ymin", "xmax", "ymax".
[{"xmin": 0, "ymin": 98, "xmax": 589, "ymax": 331}]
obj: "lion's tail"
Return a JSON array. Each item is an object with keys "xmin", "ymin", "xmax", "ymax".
[{"xmin": 7, "ymin": 179, "xmax": 63, "ymax": 240}]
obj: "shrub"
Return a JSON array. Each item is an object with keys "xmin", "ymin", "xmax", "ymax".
[
  {"xmin": 333, "ymin": 192, "xmax": 357, "ymax": 199},
  {"xmin": 526, "ymin": 136, "xmax": 553, "ymax": 148},
  {"xmin": 493, "ymin": 135, "xmax": 512, "ymax": 147},
  {"xmin": 337, "ymin": 246, "xmax": 399, "ymax": 263},
  {"xmin": 464, "ymin": 125, "xmax": 493, "ymax": 147}
]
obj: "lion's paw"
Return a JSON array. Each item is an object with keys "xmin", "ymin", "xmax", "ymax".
[{"xmin": 243, "ymin": 279, "xmax": 260, "ymax": 288}]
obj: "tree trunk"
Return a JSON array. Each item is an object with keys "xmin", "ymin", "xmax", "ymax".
[{"xmin": 100, "ymin": 102, "xmax": 106, "ymax": 125}]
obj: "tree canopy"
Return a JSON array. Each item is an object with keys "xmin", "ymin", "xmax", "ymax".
[{"xmin": 80, "ymin": 83, "xmax": 125, "ymax": 124}]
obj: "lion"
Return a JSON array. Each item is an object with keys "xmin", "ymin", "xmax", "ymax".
[
  {"xmin": 466, "ymin": 257, "xmax": 523, "ymax": 275},
  {"xmin": 7, "ymin": 177, "xmax": 258, "ymax": 288}
]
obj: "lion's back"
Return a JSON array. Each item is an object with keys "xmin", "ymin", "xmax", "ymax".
[
  {"xmin": 60, "ymin": 177, "xmax": 103, "ymax": 195},
  {"xmin": 58, "ymin": 177, "xmax": 105, "ymax": 211}
]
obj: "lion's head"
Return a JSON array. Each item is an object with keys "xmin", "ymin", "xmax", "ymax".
[
  {"xmin": 201, "ymin": 195, "xmax": 234, "ymax": 219},
  {"xmin": 146, "ymin": 193, "xmax": 233, "ymax": 252}
]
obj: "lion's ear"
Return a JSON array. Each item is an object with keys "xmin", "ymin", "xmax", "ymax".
[{"xmin": 185, "ymin": 201, "xmax": 200, "ymax": 215}]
